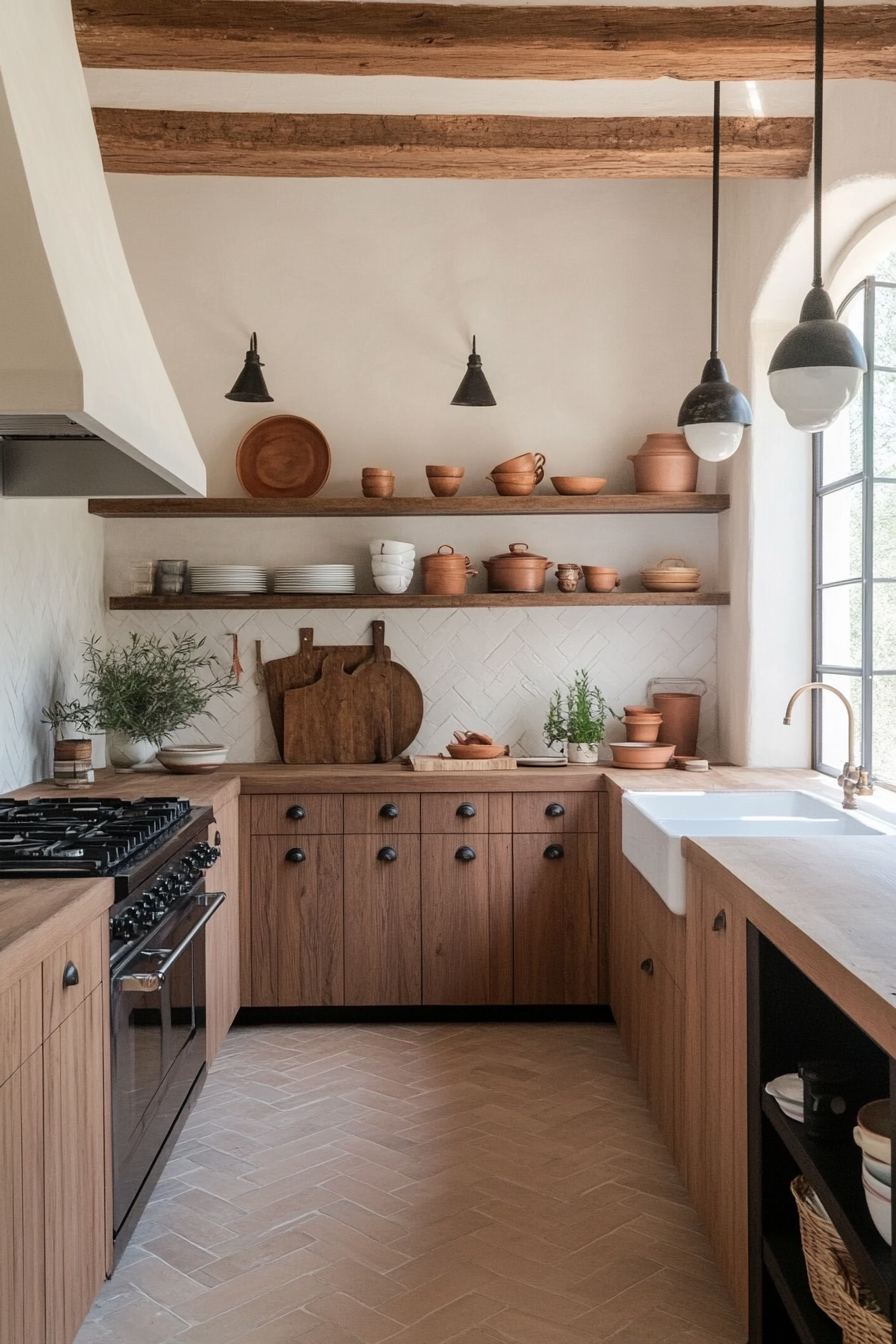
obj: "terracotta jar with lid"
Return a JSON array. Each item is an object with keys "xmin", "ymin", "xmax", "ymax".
[
  {"xmin": 421, "ymin": 545, "xmax": 478, "ymax": 595},
  {"xmin": 481, "ymin": 542, "xmax": 554, "ymax": 593},
  {"xmin": 628, "ymin": 433, "xmax": 699, "ymax": 493}
]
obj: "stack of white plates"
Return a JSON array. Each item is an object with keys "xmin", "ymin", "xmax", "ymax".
[
  {"xmin": 273, "ymin": 565, "xmax": 355, "ymax": 594},
  {"xmin": 191, "ymin": 565, "xmax": 268, "ymax": 593}
]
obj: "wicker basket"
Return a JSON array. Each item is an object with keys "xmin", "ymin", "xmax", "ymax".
[{"xmin": 791, "ymin": 1176, "xmax": 889, "ymax": 1344}]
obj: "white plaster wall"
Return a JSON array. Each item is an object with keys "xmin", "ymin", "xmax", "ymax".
[{"xmin": 0, "ymin": 500, "xmax": 105, "ymax": 791}]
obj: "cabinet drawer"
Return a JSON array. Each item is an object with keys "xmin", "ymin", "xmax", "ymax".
[
  {"xmin": 43, "ymin": 915, "xmax": 105, "ymax": 1039},
  {"xmin": 344, "ymin": 793, "xmax": 420, "ymax": 835},
  {"xmin": 420, "ymin": 793, "xmax": 489, "ymax": 836},
  {"xmin": 512, "ymin": 792, "xmax": 598, "ymax": 833},
  {"xmin": 251, "ymin": 794, "xmax": 343, "ymax": 835},
  {"xmin": 0, "ymin": 966, "xmax": 42, "ymax": 1087}
]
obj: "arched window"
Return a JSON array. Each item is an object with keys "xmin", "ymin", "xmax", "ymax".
[{"xmin": 815, "ymin": 254, "xmax": 896, "ymax": 786}]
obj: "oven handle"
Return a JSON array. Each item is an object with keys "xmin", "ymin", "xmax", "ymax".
[{"xmin": 114, "ymin": 892, "xmax": 226, "ymax": 992}]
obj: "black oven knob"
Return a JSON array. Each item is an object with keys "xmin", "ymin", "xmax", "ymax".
[
  {"xmin": 111, "ymin": 914, "xmax": 138, "ymax": 941},
  {"xmin": 192, "ymin": 844, "xmax": 219, "ymax": 868}
]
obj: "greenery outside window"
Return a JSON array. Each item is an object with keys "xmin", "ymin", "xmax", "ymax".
[{"xmin": 815, "ymin": 258, "xmax": 896, "ymax": 788}]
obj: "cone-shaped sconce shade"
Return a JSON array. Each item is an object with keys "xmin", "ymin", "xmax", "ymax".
[
  {"xmin": 677, "ymin": 83, "xmax": 752, "ymax": 463},
  {"xmin": 451, "ymin": 337, "xmax": 496, "ymax": 407},
  {"xmin": 225, "ymin": 332, "xmax": 274, "ymax": 403},
  {"xmin": 768, "ymin": 285, "xmax": 866, "ymax": 431}
]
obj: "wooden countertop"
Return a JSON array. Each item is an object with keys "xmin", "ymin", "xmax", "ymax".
[
  {"xmin": 686, "ymin": 836, "xmax": 896, "ymax": 1058},
  {"xmin": 0, "ymin": 876, "xmax": 112, "ymax": 988}
]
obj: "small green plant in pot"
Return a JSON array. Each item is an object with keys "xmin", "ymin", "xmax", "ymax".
[
  {"xmin": 544, "ymin": 668, "xmax": 618, "ymax": 764},
  {"xmin": 41, "ymin": 699, "xmax": 96, "ymax": 786},
  {"xmin": 79, "ymin": 632, "xmax": 237, "ymax": 770}
]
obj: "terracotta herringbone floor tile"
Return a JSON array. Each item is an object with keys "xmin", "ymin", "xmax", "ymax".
[{"xmin": 74, "ymin": 1023, "xmax": 747, "ymax": 1343}]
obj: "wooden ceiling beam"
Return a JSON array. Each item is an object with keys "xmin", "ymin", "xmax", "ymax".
[
  {"xmin": 74, "ymin": 2, "xmax": 896, "ymax": 80},
  {"xmin": 92, "ymin": 109, "xmax": 812, "ymax": 178}
]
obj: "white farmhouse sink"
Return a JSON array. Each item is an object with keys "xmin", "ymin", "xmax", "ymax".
[{"xmin": 622, "ymin": 791, "xmax": 894, "ymax": 916}]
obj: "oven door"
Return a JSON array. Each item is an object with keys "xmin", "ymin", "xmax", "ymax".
[{"xmin": 111, "ymin": 889, "xmax": 224, "ymax": 1238}]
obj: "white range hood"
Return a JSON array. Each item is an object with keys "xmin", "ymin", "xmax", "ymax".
[{"xmin": 0, "ymin": 0, "xmax": 206, "ymax": 497}]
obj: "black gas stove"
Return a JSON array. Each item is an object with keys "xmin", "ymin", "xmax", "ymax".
[{"xmin": 0, "ymin": 795, "xmax": 213, "ymax": 896}]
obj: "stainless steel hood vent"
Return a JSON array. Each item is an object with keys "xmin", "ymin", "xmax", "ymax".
[{"xmin": 0, "ymin": 0, "xmax": 207, "ymax": 498}]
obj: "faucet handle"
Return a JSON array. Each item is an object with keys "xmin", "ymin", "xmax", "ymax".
[{"xmin": 858, "ymin": 768, "xmax": 874, "ymax": 796}]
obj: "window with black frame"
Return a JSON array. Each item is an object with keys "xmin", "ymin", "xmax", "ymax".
[{"xmin": 815, "ymin": 262, "xmax": 896, "ymax": 787}]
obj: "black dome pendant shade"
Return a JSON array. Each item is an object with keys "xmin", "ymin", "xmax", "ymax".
[
  {"xmin": 225, "ymin": 332, "xmax": 274, "ymax": 403},
  {"xmin": 451, "ymin": 336, "xmax": 496, "ymax": 407},
  {"xmin": 766, "ymin": 0, "xmax": 866, "ymax": 431},
  {"xmin": 677, "ymin": 82, "xmax": 752, "ymax": 462}
]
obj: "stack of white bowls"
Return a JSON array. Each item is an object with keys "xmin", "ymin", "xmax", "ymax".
[
  {"xmin": 191, "ymin": 565, "xmax": 268, "ymax": 594},
  {"xmin": 854, "ymin": 1100, "xmax": 892, "ymax": 1244},
  {"xmin": 273, "ymin": 565, "xmax": 355, "ymax": 594},
  {"xmin": 370, "ymin": 540, "xmax": 415, "ymax": 594}
]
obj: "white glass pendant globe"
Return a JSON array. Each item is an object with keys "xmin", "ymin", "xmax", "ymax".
[
  {"xmin": 682, "ymin": 421, "xmax": 744, "ymax": 462},
  {"xmin": 768, "ymin": 364, "xmax": 863, "ymax": 433}
]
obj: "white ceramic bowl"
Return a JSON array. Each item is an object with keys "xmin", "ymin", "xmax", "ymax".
[
  {"xmin": 855, "ymin": 1120, "xmax": 891, "ymax": 1166},
  {"xmin": 370, "ymin": 540, "xmax": 415, "ymax": 556},
  {"xmin": 863, "ymin": 1176, "xmax": 892, "ymax": 1244},
  {"xmin": 371, "ymin": 558, "xmax": 414, "ymax": 576},
  {"xmin": 864, "ymin": 1154, "xmax": 892, "ymax": 1186},
  {"xmin": 864, "ymin": 1165, "xmax": 892, "ymax": 1200},
  {"xmin": 157, "ymin": 743, "xmax": 229, "ymax": 774},
  {"xmin": 373, "ymin": 574, "xmax": 412, "ymax": 594}
]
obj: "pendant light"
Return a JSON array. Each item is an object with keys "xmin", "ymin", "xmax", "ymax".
[
  {"xmin": 767, "ymin": 0, "xmax": 866, "ymax": 431},
  {"xmin": 225, "ymin": 332, "xmax": 274, "ymax": 403},
  {"xmin": 451, "ymin": 336, "xmax": 496, "ymax": 407},
  {"xmin": 677, "ymin": 82, "xmax": 752, "ymax": 462}
]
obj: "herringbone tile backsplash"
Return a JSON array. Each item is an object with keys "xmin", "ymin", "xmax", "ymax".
[{"xmin": 106, "ymin": 605, "xmax": 718, "ymax": 761}]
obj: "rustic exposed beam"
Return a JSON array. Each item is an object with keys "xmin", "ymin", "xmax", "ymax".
[
  {"xmin": 73, "ymin": 2, "xmax": 896, "ymax": 81},
  {"xmin": 92, "ymin": 109, "xmax": 812, "ymax": 178}
]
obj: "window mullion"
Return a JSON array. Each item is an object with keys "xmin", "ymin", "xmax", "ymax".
[{"xmin": 863, "ymin": 278, "xmax": 875, "ymax": 774}]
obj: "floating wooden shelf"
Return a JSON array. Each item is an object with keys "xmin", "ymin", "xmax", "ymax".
[
  {"xmin": 89, "ymin": 494, "xmax": 729, "ymax": 519},
  {"xmin": 109, "ymin": 592, "xmax": 730, "ymax": 610}
]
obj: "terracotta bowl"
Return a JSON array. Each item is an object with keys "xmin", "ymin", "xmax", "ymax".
[
  {"xmin": 446, "ymin": 742, "xmax": 508, "ymax": 760},
  {"xmin": 428, "ymin": 477, "xmax": 462, "ymax": 497},
  {"xmin": 426, "ymin": 465, "xmax": 464, "ymax": 477},
  {"xmin": 609, "ymin": 741, "xmax": 676, "ymax": 769},
  {"xmin": 493, "ymin": 452, "xmax": 544, "ymax": 474},
  {"xmin": 362, "ymin": 467, "xmax": 394, "ymax": 476},
  {"xmin": 487, "ymin": 472, "xmax": 537, "ymax": 497},
  {"xmin": 363, "ymin": 480, "xmax": 395, "ymax": 498},
  {"xmin": 550, "ymin": 476, "xmax": 607, "ymax": 496}
]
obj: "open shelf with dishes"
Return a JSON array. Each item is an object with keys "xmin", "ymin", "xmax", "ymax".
[
  {"xmin": 749, "ymin": 928, "xmax": 894, "ymax": 1343},
  {"xmin": 109, "ymin": 591, "xmax": 730, "ymax": 611},
  {"xmin": 88, "ymin": 494, "xmax": 730, "ymax": 519}
]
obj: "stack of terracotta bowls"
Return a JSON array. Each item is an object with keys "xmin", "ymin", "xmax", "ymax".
[
  {"xmin": 486, "ymin": 452, "xmax": 546, "ymax": 497},
  {"xmin": 426, "ymin": 465, "xmax": 464, "ymax": 498},
  {"xmin": 640, "ymin": 557, "xmax": 701, "ymax": 593},
  {"xmin": 421, "ymin": 544, "xmax": 478, "ymax": 596},
  {"xmin": 622, "ymin": 705, "xmax": 663, "ymax": 742},
  {"xmin": 362, "ymin": 467, "xmax": 395, "ymax": 498}
]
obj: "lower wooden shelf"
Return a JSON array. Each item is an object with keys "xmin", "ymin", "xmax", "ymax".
[
  {"xmin": 764, "ymin": 1229, "xmax": 842, "ymax": 1344},
  {"xmin": 109, "ymin": 591, "xmax": 730, "ymax": 611}
]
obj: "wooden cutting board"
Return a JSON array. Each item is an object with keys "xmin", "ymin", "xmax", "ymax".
[{"xmin": 266, "ymin": 622, "xmax": 423, "ymax": 763}]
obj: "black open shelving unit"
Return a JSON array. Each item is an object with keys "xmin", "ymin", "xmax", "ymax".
[{"xmin": 748, "ymin": 927, "xmax": 895, "ymax": 1342}]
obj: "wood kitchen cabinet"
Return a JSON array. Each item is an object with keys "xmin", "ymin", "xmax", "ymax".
[
  {"xmin": 634, "ymin": 931, "xmax": 685, "ymax": 1169},
  {"xmin": 251, "ymin": 833, "xmax": 343, "ymax": 1006},
  {"xmin": 0, "ymin": 1047, "xmax": 44, "ymax": 1344},
  {"xmin": 206, "ymin": 795, "xmax": 242, "ymax": 1063},
  {"xmin": 421, "ymin": 834, "xmax": 492, "ymax": 1005},
  {"xmin": 344, "ymin": 834, "xmax": 421, "ymax": 1005},
  {"xmin": 513, "ymin": 833, "xmax": 598, "ymax": 1004}
]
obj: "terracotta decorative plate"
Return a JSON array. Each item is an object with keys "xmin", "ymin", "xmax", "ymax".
[{"xmin": 236, "ymin": 415, "xmax": 331, "ymax": 498}]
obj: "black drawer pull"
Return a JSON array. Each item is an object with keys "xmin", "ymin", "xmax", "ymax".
[
  {"xmin": 640, "ymin": 958, "xmax": 654, "ymax": 976},
  {"xmin": 214, "ymin": 830, "xmax": 221, "ymax": 846},
  {"xmin": 62, "ymin": 961, "xmax": 80, "ymax": 989},
  {"xmin": 455, "ymin": 846, "xmax": 476, "ymax": 862},
  {"xmin": 456, "ymin": 803, "xmax": 477, "ymax": 819},
  {"xmin": 286, "ymin": 805, "xmax": 306, "ymax": 821},
  {"xmin": 545, "ymin": 803, "xmax": 565, "ymax": 818},
  {"xmin": 544, "ymin": 844, "xmax": 564, "ymax": 860},
  {"xmin": 285, "ymin": 848, "xmax": 306, "ymax": 863},
  {"xmin": 378, "ymin": 846, "xmax": 398, "ymax": 862},
  {"xmin": 380, "ymin": 803, "xmax": 399, "ymax": 819},
  {"xmin": 712, "ymin": 910, "xmax": 727, "ymax": 933}
]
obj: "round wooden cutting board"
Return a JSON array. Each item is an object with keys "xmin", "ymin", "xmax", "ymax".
[{"xmin": 236, "ymin": 414, "xmax": 331, "ymax": 498}]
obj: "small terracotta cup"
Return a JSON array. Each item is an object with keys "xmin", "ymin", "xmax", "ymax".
[
  {"xmin": 582, "ymin": 566, "xmax": 620, "ymax": 593},
  {"xmin": 556, "ymin": 563, "xmax": 583, "ymax": 594},
  {"xmin": 362, "ymin": 468, "xmax": 395, "ymax": 498},
  {"xmin": 426, "ymin": 465, "xmax": 464, "ymax": 498}
]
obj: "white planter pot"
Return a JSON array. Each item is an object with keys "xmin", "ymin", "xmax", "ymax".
[
  {"xmin": 566, "ymin": 742, "xmax": 600, "ymax": 765},
  {"xmin": 107, "ymin": 734, "xmax": 157, "ymax": 770}
]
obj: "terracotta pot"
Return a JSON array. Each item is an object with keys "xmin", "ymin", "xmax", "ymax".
[
  {"xmin": 421, "ymin": 545, "xmax": 477, "ymax": 594},
  {"xmin": 628, "ymin": 433, "xmax": 699, "ymax": 493},
  {"xmin": 582, "ymin": 566, "xmax": 620, "ymax": 593},
  {"xmin": 609, "ymin": 741, "xmax": 676, "ymax": 769},
  {"xmin": 555, "ymin": 563, "xmax": 583, "ymax": 593},
  {"xmin": 623, "ymin": 716, "xmax": 661, "ymax": 743},
  {"xmin": 624, "ymin": 705, "xmax": 654, "ymax": 717},
  {"xmin": 652, "ymin": 692, "xmax": 701, "ymax": 757},
  {"xmin": 482, "ymin": 542, "xmax": 554, "ymax": 593},
  {"xmin": 493, "ymin": 452, "xmax": 546, "ymax": 483}
]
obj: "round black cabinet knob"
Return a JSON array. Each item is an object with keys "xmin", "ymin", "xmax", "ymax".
[
  {"xmin": 545, "ymin": 803, "xmax": 565, "ymax": 818},
  {"xmin": 285, "ymin": 847, "xmax": 306, "ymax": 864},
  {"xmin": 380, "ymin": 803, "xmax": 400, "ymax": 819},
  {"xmin": 378, "ymin": 846, "xmax": 398, "ymax": 862},
  {"xmin": 640, "ymin": 957, "xmax": 655, "ymax": 976},
  {"xmin": 456, "ymin": 803, "xmax": 477, "ymax": 819},
  {"xmin": 543, "ymin": 844, "xmax": 565, "ymax": 860},
  {"xmin": 455, "ymin": 846, "xmax": 477, "ymax": 862},
  {"xmin": 286, "ymin": 805, "xmax": 306, "ymax": 821},
  {"xmin": 62, "ymin": 960, "xmax": 80, "ymax": 989}
]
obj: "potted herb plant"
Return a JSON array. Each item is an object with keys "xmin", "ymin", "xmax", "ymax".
[
  {"xmin": 41, "ymin": 699, "xmax": 96, "ymax": 786},
  {"xmin": 79, "ymin": 632, "xmax": 237, "ymax": 769},
  {"xmin": 544, "ymin": 668, "xmax": 618, "ymax": 764}
]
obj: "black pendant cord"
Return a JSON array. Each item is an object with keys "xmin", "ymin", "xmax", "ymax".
[
  {"xmin": 710, "ymin": 80, "xmax": 720, "ymax": 359},
  {"xmin": 813, "ymin": 0, "xmax": 824, "ymax": 288}
]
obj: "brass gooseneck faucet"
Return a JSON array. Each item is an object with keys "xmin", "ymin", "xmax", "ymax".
[{"xmin": 783, "ymin": 682, "xmax": 873, "ymax": 810}]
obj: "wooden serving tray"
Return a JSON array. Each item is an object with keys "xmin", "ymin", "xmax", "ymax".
[{"xmin": 404, "ymin": 754, "xmax": 517, "ymax": 772}]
